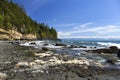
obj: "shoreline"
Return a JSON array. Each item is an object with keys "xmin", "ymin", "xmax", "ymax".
[{"xmin": 0, "ymin": 41, "xmax": 120, "ymax": 80}]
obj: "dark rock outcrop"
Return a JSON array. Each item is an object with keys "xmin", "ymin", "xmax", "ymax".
[
  {"xmin": 88, "ymin": 46, "xmax": 119, "ymax": 54},
  {"xmin": 42, "ymin": 47, "xmax": 51, "ymax": 51},
  {"xmin": 79, "ymin": 46, "xmax": 87, "ymax": 48},
  {"xmin": 106, "ymin": 59, "xmax": 117, "ymax": 64},
  {"xmin": 69, "ymin": 45, "xmax": 79, "ymax": 48},
  {"xmin": 109, "ymin": 46, "xmax": 119, "ymax": 53},
  {"xmin": 55, "ymin": 43, "xmax": 67, "ymax": 46},
  {"xmin": 117, "ymin": 50, "xmax": 120, "ymax": 58}
]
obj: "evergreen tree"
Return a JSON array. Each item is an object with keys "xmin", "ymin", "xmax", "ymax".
[{"xmin": 0, "ymin": 0, "xmax": 57, "ymax": 39}]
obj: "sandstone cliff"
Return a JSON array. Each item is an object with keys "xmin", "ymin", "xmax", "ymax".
[{"xmin": 0, "ymin": 28, "xmax": 36, "ymax": 40}]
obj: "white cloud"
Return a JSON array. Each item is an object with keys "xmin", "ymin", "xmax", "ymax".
[
  {"xmin": 107, "ymin": 36, "xmax": 120, "ymax": 38},
  {"xmin": 74, "ymin": 22, "xmax": 94, "ymax": 29},
  {"xmin": 58, "ymin": 23, "xmax": 120, "ymax": 38},
  {"xmin": 52, "ymin": 23, "xmax": 78, "ymax": 27},
  {"xmin": 58, "ymin": 32, "xmax": 71, "ymax": 36}
]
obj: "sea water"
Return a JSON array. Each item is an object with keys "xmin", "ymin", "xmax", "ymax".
[{"xmin": 62, "ymin": 38, "xmax": 120, "ymax": 48}]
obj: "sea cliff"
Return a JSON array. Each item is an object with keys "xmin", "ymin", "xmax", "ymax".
[{"xmin": 0, "ymin": 28, "xmax": 36, "ymax": 40}]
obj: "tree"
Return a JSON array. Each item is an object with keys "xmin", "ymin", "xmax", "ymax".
[
  {"xmin": 0, "ymin": 0, "xmax": 58, "ymax": 39},
  {"xmin": 0, "ymin": 14, "xmax": 4, "ymax": 28}
]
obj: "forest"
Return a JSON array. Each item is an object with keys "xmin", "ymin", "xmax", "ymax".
[{"xmin": 0, "ymin": 0, "xmax": 57, "ymax": 40}]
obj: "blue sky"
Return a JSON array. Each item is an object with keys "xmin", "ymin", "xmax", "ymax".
[{"xmin": 13, "ymin": 0, "xmax": 120, "ymax": 38}]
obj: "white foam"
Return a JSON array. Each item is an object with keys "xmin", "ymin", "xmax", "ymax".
[
  {"xmin": 45, "ymin": 45, "xmax": 62, "ymax": 49},
  {"xmin": 19, "ymin": 41, "xmax": 63, "ymax": 49},
  {"xmin": 98, "ymin": 42, "xmax": 120, "ymax": 48},
  {"xmin": 20, "ymin": 41, "xmax": 45, "ymax": 46}
]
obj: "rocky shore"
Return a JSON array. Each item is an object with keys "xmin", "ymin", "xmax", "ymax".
[{"xmin": 0, "ymin": 41, "xmax": 120, "ymax": 80}]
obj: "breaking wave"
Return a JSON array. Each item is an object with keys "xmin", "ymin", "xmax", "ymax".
[{"xmin": 97, "ymin": 42, "xmax": 120, "ymax": 48}]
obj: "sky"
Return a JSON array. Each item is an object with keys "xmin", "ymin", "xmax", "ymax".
[{"xmin": 13, "ymin": 0, "xmax": 120, "ymax": 38}]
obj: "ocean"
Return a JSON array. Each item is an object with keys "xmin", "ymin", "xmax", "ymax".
[
  {"xmin": 61, "ymin": 38, "xmax": 120, "ymax": 48},
  {"xmin": 19, "ymin": 38, "xmax": 120, "ymax": 55}
]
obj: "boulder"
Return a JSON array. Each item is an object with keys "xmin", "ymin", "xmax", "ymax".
[
  {"xmin": 42, "ymin": 47, "xmax": 51, "ymax": 51},
  {"xmin": 79, "ymin": 46, "xmax": 87, "ymax": 48},
  {"xmin": 117, "ymin": 50, "xmax": 120, "ymax": 58},
  {"xmin": 69, "ymin": 45, "xmax": 78, "ymax": 48},
  {"xmin": 109, "ymin": 46, "xmax": 119, "ymax": 53},
  {"xmin": 55, "ymin": 43, "xmax": 67, "ymax": 46},
  {"xmin": 30, "ymin": 42, "xmax": 36, "ymax": 45},
  {"xmin": 107, "ymin": 59, "xmax": 117, "ymax": 64}
]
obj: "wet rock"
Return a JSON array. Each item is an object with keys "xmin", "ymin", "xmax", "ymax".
[
  {"xmin": 55, "ymin": 43, "xmax": 67, "ymax": 46},
  {"xmin": 0, "ymin": 72, "xmax": 7, "ymax": 80},
  {"xmin": 42, "ymin": 47, "xmax": 50, "ymax": 51},
  {"xmin": 69, "ymin": 45, "xmax": 79, "ymax": 48},
  {"xmin": 43, "ymin": 43, "xmax": 49, "ymax": 46},
  {"xmin": 79, "ymin": 46, "xmax": 87, "ymax": 48},
  {"xmin": 117, "ymin": 50, "xmax": 120, "ymax": 58},
  {"xmin": 106, "ymin": 59, "xmax": 117, "ymax": 64},
  {"xmin": 30, "ymin": 42, "xmax": 36, "ymax": 45},
  {"xmin": 89, "ymin": 46, "xmax": 119, "ymax": 54},
  {"xmin": 109, "ymin": 46, "xmax": 119, "ymax": 53},
  {"xmin": 9, "ymin": 41, "xmax": 20, "ymax": 45}
]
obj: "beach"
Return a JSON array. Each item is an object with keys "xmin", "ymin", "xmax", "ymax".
[{"xmin": 0, "ymin": 40, "xmax": 120, "ymax": 80}]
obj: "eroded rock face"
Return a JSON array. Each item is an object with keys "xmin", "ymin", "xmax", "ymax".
[
  {"xmin": 22, "ymin": 34, "xmax": 36, "ymax": 40},
  {"xmin": 0, "ymin": 28, "xmax": 37, "ymax": 40},
  {"xmin": 9, "ymin": 30, "xmax": 22, "ymax": 39}
]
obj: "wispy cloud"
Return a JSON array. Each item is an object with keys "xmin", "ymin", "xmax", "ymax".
[
  {"xmin": 74, "ymin": 22, "xmax": 94, "ymax": 29},
  {"xmin": 52, "ymin": 23, "xmax": 78, "ymax": 27},
  {"xmin": 58, "ymin": 22, "xmax": 120, "ymax": 38}
]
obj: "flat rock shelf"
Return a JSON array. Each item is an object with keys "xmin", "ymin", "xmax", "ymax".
[{"xmin": 0, "ymin": 41, "xmax": 120, "ymax": 80}]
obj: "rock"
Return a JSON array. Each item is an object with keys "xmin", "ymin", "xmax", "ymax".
[
  {"xmin": 69, "ymin": 45, "xmax": 79, "ymax": 48},
  {"xmin": 0, "ymin": 72, "xmax": 7, "ymax": 80},
  {"xmin": 34, "ymin": 60, "xmax": 46, "ymax": 64},
  {"xmin": 117, "ymin": 50, "xmax": 120, "ymax": 58},
  {"xmin": 106, "ymin": 59, "xmax": 117, "ymax": 64},
  {"xmin": 42, "ymin": 47, "xmax": 50, "ymax": 51},
  {"xmin": 89, "ymin": 46, "xmax": 119, "ymax": 54},
  {"xmin": 34, "ymin": 52, "xmax": 52, "ymax": 57},
  {"xmin": 30, "ymin": 42, "xmax": 36, "ymax": 45},
  {"xmin": 55, "ymin": 43, "xmax": 67, "ymax": 46},
  {"xmin": 9, "ymin": 41, "xmax": 20, "ymax": 45},
  {"xmin": 79, "ymin": 46, "xmax": 87, "ymax": 48},
  {"xmin": 0, "ymin": 28, "xmax": 22, "ymax": 40},
  {"xmin": 63, "ymin": 59, "xmax": 89, "ymax": 65},
  {"xmin": 43, "ymin": 43, "xmax": 49, "ymax": 46},
  {"xmin": 22, "ymin": 34, "xmax": 37, "ymax": 40},
  {"xmin": 109, "ymin": 46, "xmax": 119, "ymax": 53},
  {"xmin": 15, "ymin": 62, "xmax": 29, "ymax": 68}
]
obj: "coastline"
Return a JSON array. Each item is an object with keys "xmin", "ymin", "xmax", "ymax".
[{"xmin": 0, "ymin": 41, "xmax": 120, "ymax": 80}]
